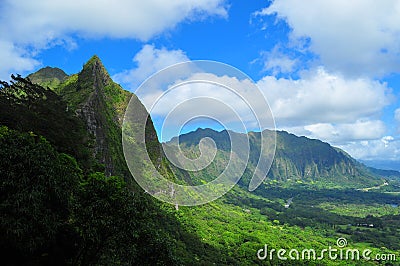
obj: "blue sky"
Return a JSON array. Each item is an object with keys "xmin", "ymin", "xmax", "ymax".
[{"xmin": 1, "ymin": 0, "xmax": 399, "ymax": 169}]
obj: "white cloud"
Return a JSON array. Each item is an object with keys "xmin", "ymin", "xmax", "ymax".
[
  {"xmin": 0, "ymin": 41, "xmax": 40, "ymax": 80},
  {"xmin": 395, "ymin": 108, "xmax": 400, "ymax": 122},
  {"xmin": 281, "ymin": 123, "xmax": 399, "ymax": 162},
  {"xmin": 113, "ymin": 45, "xmax": 190, "ymax": 90},
  {"xmin": 143, "ymin": 73, "xmax": 257, "ymax": 118},
  {"xmin": 382, "ymin": 136, "xmax": 395, "ymax": 147},
  {"xmin": 280, "ymin": 119, "xmax": 386, "ymax": 144},
  {"xmin": 338, "ymin": 136, "xmax": 400, "ymax": 162},
  {"xmin": 114, "ymin": 48, "xmax": 274, "ymax": 136},
  {"xmin": 261, "ymin": 46, "xmax": 298, "ymax": 75},
  {"xmin": 1, "ymin": 0, "xmax": 227, "ymax": 42},
  {"xmin": 118, "ymin": 53, "xmax": 276, "ymax": 141},
  {"xmin": 0, "ymin": 0, "xmax": 227, "ymax": 80},
  {"xmin": 304, "ymin": 120, "xmax": 386, "ymax": 144},
  {"xmin": 257, "ymin": 0, "xmax": 400, "ymax": 77},
  {"xmin": 395, "ymin": 108, "xmax": 400, "ymax": 133},
  {"xmin": 136, "ymin": 71, "xmax": 275, "ymax": 140},
  {"xmin": 257, "ymin": 67, "xmax": 391, "ymax": 126}
]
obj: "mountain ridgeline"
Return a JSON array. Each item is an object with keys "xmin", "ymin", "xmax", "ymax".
[
  {"xmin": 170, "ymin": 128, "xmax": 386, "ymax": 188},
  {"xmin": 25, "ymin": 56, "xmax": 160, "ymax": 177}
]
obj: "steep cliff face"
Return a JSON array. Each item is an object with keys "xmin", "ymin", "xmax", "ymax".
[
  {"xmin": 172, "ymin": 128, "xmax": 382, "ymax": 188},
  {"xmin": 75, "ymin": 57, "xmax": 111, "ymax": 173},
  {"xmin": 268, "ymin": 131, "xmax": 362, "ymax": 181},
  {"xmin": 27, "ymin": 56, "xmax": 166, "ymax": 180},
  {"xmin": 58, "ymin": 56, "xmax": 132, "ymax": 176}
]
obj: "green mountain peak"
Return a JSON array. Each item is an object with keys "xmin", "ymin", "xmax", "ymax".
[
  {"xmin": 27, "ymin": 66, "xmax": 68, "ymax": 90},
  {"xmin": 53, "ymin": 55, "xmax": 132, "ymax": 175},
  {"xmin": 80, "ymin": 54, "xmax": 110, "ymax": 81},
  {"xmin": 84, "ymin": 54, "xmax": 103, "ymax": 67},
  {"xmin": 88, "ymin": 54, "xmax": 101, "ymax": 62}
]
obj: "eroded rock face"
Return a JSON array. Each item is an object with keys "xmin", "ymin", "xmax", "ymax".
[
  {"xmin": 47, "ymin": 55, "xmax": 166, "ymax": 179},
  {"xmin": 77, "ymin": 89, "xmax": 110, "ymax": 173},
  {"xmin": 75, "ymin": 57, "xmax": 114, "ymax": 175}
]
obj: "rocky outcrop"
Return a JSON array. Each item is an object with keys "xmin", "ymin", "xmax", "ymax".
[{"xmin": 75, "ymin": 57, "xmax": 112, "ymax": 174}]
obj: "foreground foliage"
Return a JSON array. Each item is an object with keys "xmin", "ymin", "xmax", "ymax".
[{"xmin": 0, "ymin": 126, "xmax": 179, "ymax": 265}]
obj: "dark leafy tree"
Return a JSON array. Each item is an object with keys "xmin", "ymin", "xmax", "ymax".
[
  {"xmin": 72, "ymin": 173, "xmax": 178, "ymax": 265},
  {"xmin": 0, "ymin": 75, "xmax": 93, "ymax": 172},
  {"xmin": 0, "ymin": 126, "xmax": 81, "ymax": 264}
]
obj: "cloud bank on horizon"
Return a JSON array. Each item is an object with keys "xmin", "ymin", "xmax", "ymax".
[{"xmin": 0, "ymin": 0, "xmax": 399, "ymax": 167}]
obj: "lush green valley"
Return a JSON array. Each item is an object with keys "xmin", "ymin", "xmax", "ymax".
[{"xmin": 1, "ymin": 56, "xmax": 399, "ymax": 265}]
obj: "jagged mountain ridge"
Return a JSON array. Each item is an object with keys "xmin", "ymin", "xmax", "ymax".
[
  {"xmin": 29, "ymin": 55, "xmax": 160, "ymax": 177},
  {"xmin": 170, "ymin": 128, "xmax": 388, "ymax": 188},
  {"xmin": 58, "ymin": 56, "xmax": 130, "ymax": 175}
]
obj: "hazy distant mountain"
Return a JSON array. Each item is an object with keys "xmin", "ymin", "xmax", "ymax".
[
  {"xmin": 365, "ymin": 165, "xmax": 400, "ymax": 179},
  {"xmin": 360, "ymin": 159, "xmax": 400, "ymax": 172}
]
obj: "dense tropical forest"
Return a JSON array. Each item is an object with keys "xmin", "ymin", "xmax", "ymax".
[{"xmin": 1, "ymin": 56, "xmax": 399, "ymax": 265}]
